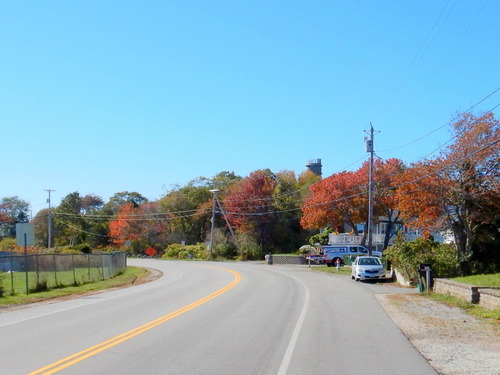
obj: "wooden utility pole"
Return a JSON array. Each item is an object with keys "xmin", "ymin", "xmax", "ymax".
[
  {"xmin": 44, "ymin": 189, "xmax": 55, "ymax": 248},
  {"xmin": 365, "ymin": 124, "xmax": 375, "ymax": 256}
]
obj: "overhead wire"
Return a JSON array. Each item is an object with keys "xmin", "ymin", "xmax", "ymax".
[
  {"xmin": 48, "ymin": 135, "xmax": 498, "ymax": 238},
  {"xmin": 374, "ymin": 0, "xmax": 457, "ymax": 121},
  {"xmin": 377, "ymin": 87, "xmax": 500, "ymax": 153}
]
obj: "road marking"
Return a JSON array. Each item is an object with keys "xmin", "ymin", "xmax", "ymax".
[
  {"xmin": 276, "ymin": 271, "xmax": 310, "ymax": 375},
  {"xmin": 0, "ymin": 268, "xmax": 185, "ymax": 328},
  {"xmin": 28, "ymin": 266, "xmax": 241, "ymax": 375}
]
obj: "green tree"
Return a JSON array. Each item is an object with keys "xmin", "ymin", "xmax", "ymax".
[
  {"xmin": 159, "ymin": 180, "xmax": 212, "ymax": 244},
  {"xmin": 211, "ymin": 171, "xmax": 242, "ymax": 190},
  {"xmin": 79, "ymin": 194, "xmax": 110, "ymax": 248},
  {"xmin": 33, "ymin": 208, "xmax": 49, "ymax": 247},
  {"xmin": 104, "ymin": 191, "xmax": 148, "ymax": 213},
  {"xmin": 271, "ymin": 170, "xmax": 307, "ymax": 252},
  {"xmin": 53, "ymin": 192, "xmax": 85, "ymax": 246}
]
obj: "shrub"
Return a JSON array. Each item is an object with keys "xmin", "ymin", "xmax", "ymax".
[
  {"xmin": 0, "ymin": 238, "xmax": 16, "ymax": 251},
  {"xmin": 299, "ymin": 245, "xmax": 316, "ymax": 254},
  {"xmin": 236, "ymin": 233, "xmax": 261, "ymax": 260},
  {"xmin": 162, "ymin": 243, "xmax": 209, "ymax": 260},
  {"xmin": 308, "ymin": 228, "xmax": 332, "ymax": 246},
  {"xmin": 384, "ymin": 234, "xmax": 461, "ymax": 283},
  {"xmin": 212, "ymin": 229, "xmax": 238, "ymax": 259}
]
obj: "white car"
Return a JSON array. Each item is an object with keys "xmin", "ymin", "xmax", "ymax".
[{"xmin": 351, "ymin": 256, "xmax": 386, "ymax": 281}]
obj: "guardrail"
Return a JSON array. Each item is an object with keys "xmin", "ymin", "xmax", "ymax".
[{"xmin": 0, "ymin": 252, "xmax": 127, "ymax": 296}]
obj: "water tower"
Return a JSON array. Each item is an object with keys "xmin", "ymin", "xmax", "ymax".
[{"xmin": 306, "ymin": 158, "xmax": 322, "ymax": 176}]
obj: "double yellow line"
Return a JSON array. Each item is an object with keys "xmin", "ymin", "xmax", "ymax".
[{"xmin": 29, "ymin": 267, "xmax": 242, "ymax": 375}]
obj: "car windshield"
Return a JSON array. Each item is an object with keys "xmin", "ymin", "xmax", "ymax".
[{"xmin": 358, "ymin": 258, "xmax": 381, "ymax": 266}]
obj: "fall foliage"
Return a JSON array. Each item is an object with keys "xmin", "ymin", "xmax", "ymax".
[
  {"xmin": 300, "ymin": 169, "xmax": 366, "ymax": 231},
  {"xmin": 396, "ymin": 112, "xmax": 499, "ymax": 260},
  {"xmin": 224, "ymin": 170, "xmax": 277, "ymax": 234},
  {"xmin": 301, "ymin": 158, "xmax": 405, "ymax": 248},
  {"xmin": 3, "ymin": 112, "xmax": 497, "ymax": 266}
]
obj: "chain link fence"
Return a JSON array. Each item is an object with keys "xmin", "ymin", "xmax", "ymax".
[{"xmin": 0, "ymin": 252, "xmax": 127, "ymax": 295}]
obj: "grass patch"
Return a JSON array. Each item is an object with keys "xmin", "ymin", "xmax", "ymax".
[
  {"xmin": 428, "ymin": 292, "xmax": 500, "ymax": 320},
  {"xmin": 0, "ymin": 266, "xmax": 148, "ymax": 308},
  {"xmin": 311, "ymin": 265, "xmax": 352, "ymax": 276},
  {"xmin": 450, "ymin": 273, "xmax": 500, "ymax": 287},
  {"xmin": 1, "ymin": 268, "xmax": 118, "ymax": 295}
]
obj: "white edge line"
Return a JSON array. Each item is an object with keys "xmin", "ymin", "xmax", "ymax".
[
  {"xmin": 0, "ymin": 268, "xmax": 183, "ymax": 328},
  {"xmin": 276, "ymin": 272, "xmax": 310, "ymax": 375}
]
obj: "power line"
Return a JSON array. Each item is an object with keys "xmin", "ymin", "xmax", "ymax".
[
  {"xmin": 47, "ymin": 136, "xmax": 498, "ymax": 241},
  {"xmin": 377, "ymin": 88, "xmax": 500, "ymax": 153}
]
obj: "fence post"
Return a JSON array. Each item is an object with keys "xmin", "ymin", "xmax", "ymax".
[
  {"xmin": 35, "ymin": 254, "xmax": 41, "ymax": 292},
  {"xmin": 24, "ymin": 234, "xmax": 29, "ymax": 294},
  {"xmin": 72, "ymin": 254, "xmax": 76, "ymax": 285},
  {"xmin": 53, "ymin": 254, "xmax": 58, "ymax": 287},
  {"xmin": 10, "ymin": 255, "xmax": 15, "ymax": 295},
  {"xmin": 87, "ymin": 254, "xmax": 91, "ymax": 282},
  {"xmin": 101, "ymin": 254, "xmax": 105, "ymax": 280}
]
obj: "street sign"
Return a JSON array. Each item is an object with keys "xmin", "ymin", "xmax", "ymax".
[{"xmin": 16, "ymin": 223, "xmax": 35, "ymax": 247}]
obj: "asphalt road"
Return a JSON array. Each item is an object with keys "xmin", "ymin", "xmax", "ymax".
[{"xmin": 0, "ymin": 259, "xmax": 437, "ymax": 375}]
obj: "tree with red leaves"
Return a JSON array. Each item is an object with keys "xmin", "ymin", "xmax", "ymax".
[{"xmin": 223, "ymin": 171, "xmax": 277, "ymax": 249}]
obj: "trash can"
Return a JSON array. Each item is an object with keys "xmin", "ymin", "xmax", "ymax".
[
  {"xmin": 417, "ymin": 263, "xmax": 433, "ymax": 291},
  {"xmin": 265, "ymin": 253, "xmax": 273, "ymax": 265}
]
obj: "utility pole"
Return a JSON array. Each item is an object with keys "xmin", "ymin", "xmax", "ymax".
[
  {"xmin": 208, "ymin": 189, "xmax": 220, "ymax": 257},
  {"xmin": 44, "ymin": 189, "xmax": 55, "ymax": 248},
  {"xmin": 365, "ymin": 124, "xmax": 375, "ymax": 256},
  {"xmin": 213, "ymin": 193, "xmax": 238, "ymax": 251},
  {"xmin": 208, "ymin": 189, "xmax": 238, "ymax": 257}
]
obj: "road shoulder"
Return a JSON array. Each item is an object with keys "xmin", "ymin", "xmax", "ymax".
[{"xmin": 376, "ymin": 293, "xmax": 500, "ymax": 375}]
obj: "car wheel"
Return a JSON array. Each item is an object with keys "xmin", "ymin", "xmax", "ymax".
[
  {"xmin": 326, "ymin": 263, "xmax": 331, "ymax": 267},
  {"xmin": 351, "ymin": 275, "xmax": 355, "ymax": 280}
]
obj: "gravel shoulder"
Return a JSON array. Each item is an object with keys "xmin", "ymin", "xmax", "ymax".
[{"xmin": 376, "ymin": 292, "xmax": 500, "ymax": 375}]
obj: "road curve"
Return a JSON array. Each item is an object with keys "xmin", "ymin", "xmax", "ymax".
[{"xmin": 0, "ymin": 259, "xmax": 437, "ymax": 375}]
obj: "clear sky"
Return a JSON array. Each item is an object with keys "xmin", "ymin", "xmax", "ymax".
[{"xmin": 1, "ymin": 1, "xmax": 499, "ymax": 215}]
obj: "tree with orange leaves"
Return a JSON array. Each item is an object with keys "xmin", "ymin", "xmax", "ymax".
[
  {"xmin": 109, "ymin": 203, "xmax": 142, "ymax": 247},
  {"xmin": 396, "ymin": 112, "xmax": 499, "ymax": 263},
  {"xmin": 301, "ymin": 158, "xmax": 405, "ymax": 249},
  {"xmin": 371, "ymin": 158, "xmax": 406, "ymax": 248},
  {"xmin": 300, "ymin": 168, "xmax": 366, "ymax": 233},
  {"xmin": 109, "ymin": 202, "xmax": 170, "ymax": 254}
]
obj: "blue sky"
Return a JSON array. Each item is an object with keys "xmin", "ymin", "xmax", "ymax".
[{"xmin": 1, "ymin": 1, "xmax": 499, "ymax": 215}]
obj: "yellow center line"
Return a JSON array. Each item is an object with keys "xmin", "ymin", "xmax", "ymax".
[{"xmin": 28, "ymin": 266, "xmax": 242, "ymax": 375}]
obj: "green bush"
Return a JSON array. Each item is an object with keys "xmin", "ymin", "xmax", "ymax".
[
  {"xmin": 0, "ymin": 238, "xmax": 16, "ymax": 251},
  {"xmin": 236, "ymin": 233, "xmax": 261, "ymax": 260},
  {"xmin": 212, "ymin": 229, "xmax": 238, "ymax": 259},
  {"xmin": 308, "ymin": 228, "xmax": 332, "ymax": 246},
  {"xmin": 384, "ymin": 234, "xmax": 460, "ymax": 283},
  {"xmin": 162, "ymin": 243, "xmax": 209, "ymax": 260},
  {"xmin": 53, "ymin": 245, "xmax": 88, "ymax": 254}
]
